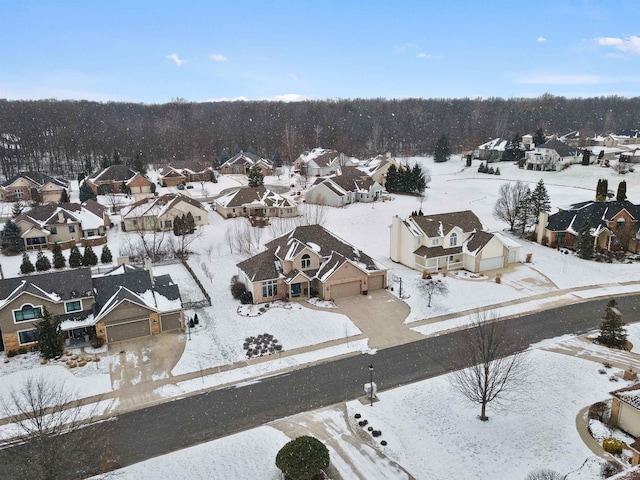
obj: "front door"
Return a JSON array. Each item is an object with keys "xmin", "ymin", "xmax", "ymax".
[{"xmin": 291, "ymin": 283, "xmax": 302, "ymax": 297}]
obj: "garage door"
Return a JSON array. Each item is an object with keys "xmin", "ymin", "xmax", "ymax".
[
  {"xmin": 106, "ymin": 319, "xmax": 151, "ymax": 343},
  {"xmin": 479, "ymin": 256, "xmax": 504, "ymax": 272},
  {"xmin": 161, "ymin": 313, "xmax": 182, "ymax": 332},
  {"xmin": 618, "ymin": 404, "xmax": 640, "ymax": 437},
  {"xmin": 330, "ymin": 281, "xmax": 361, "ymax": 299},
  {"xmin": 369, "ymin": 275, "xmax": 385, "ymax": 291}
]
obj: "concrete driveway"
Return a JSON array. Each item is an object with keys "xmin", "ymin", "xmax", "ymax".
[{"xmin": 333, "ymin": 290, "xmax": 418, "ymax": 349}]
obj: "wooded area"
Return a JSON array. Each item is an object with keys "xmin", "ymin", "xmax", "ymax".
[{"xmin": 1, "ymin": 95, "xmax": 639, "ymax": 178}]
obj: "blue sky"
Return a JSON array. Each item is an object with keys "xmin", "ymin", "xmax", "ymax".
[{"xmin": 1, "ymin": 0, "xmax": 638, "ymax": 103}]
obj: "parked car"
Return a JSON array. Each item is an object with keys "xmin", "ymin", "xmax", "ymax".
[{"xmin": 177, "ymin": 183, "xmax": 185, "ymax": 190}]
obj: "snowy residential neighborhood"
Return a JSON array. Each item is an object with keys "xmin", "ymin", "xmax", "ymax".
[{"xmin": 3, "ymin": 141, "xmax": 640, "ymax": 480}]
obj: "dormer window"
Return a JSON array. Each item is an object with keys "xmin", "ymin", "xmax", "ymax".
[
  {"xmin": 450, "ymin": 232, "xmax": 458, "ymax": 247},
  {"xmin": 301, "ymin": 254, "xmax": 311, "ymax": 269}
]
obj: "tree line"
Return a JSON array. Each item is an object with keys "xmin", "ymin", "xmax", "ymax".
[{"xmin": 1, "ymin": 95, "xmax": 639, "ymax": 179}]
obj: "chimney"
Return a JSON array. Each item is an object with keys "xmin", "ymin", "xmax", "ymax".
[
  {"xmin": 57, "ymin": 211, "xmax": 64, "ymax": 223},
  {"xmin": 144, "ymin": 258, "xmax": 153, "ymax": 283}
]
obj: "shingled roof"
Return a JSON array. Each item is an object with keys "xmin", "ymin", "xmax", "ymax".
[
  {"xmin": 0, "ymin": 268, "xmax": 94, "ymax": 307},
  {"xmin": 215, "ymin": 187, "xmax": 295, "ymax": 208},
  {"xmin": 546, "ymin": 200, "xmax": 640, "ymax": 234},
  {"xmin": 537, "ymin": 139, "xmax": 578, "ymax": 158},
  {"xmin": 2, "ymin": 171, "xmax": 67, "ymax": 188},
  {"xmin": 90, "ymin": 164, "xmax": 138, "ymax": 183},
  {"xmin": 410, "ymin": 210, "xmax": 483, "ymax": 238}
]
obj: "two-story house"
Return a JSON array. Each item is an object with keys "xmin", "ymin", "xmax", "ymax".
[
  {"xmin": 121, "ymin": 193, "xmax": 208, "ymax": 232},
  {"xmin": 219, "ymin": 152, "xmax": 274, "ymax": 176},
  {"xmin": 390, "ymin": 210, "xmax": 521, "ymax": 273},
  {"xmin": 304, "ymin": 166, "xmax": 384, "ymax": 207},
  {"xmin": 294, "ymin": 148, "xmax": 356, "ymax": 177},
  {"xmin": 236, "ymin": 225, "xmax": 387, "ymax": 304},
  {"xmin": 84, "ymin": 165, "xmax": 154, "ymax": 199},
  {"xmin": 0, "ymin": 171, "xmax": 68, "ymax": 203},
  {"xmin": 524, "ymin": 139, "xmax": 580, "ymax": 171}
]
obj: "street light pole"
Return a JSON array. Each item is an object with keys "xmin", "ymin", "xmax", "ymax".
[{"xmin": 369, "ymin": 364, "xmax": 374, "ymax": 407}]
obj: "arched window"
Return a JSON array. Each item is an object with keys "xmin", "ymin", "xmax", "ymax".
[
  {"xmin": 301, "ymin": 254, "xmax": 311, "ymax": 269},
  {"xmin": 449, "ymin": 233, "xmax": 458, "ymax": 247},
  {"xmin": 14, "ymin": 304, "xmax": 43, "ymax": 322}
]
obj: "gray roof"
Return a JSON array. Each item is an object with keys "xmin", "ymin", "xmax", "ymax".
[
  {"xmin": 90, "ymin": 164, "xmax": 138, "ymax": 182},
  {"xmin": 410, "ymin": 211, "xmax": 483, "ymax": 237},
  {"xmin": 538, "ymin": 139, "xmax": 578, "ymax": 158},
  {"xmin": 0, "ymin": 268, "xmax": 94, "ymax": 304},
  {"xmin": 2, "ymin": 171, "xmax": 67, "ymax": 188},
  {"xmin": 546, "ymin": 200, "xmax": 640, "ymax": 233}
]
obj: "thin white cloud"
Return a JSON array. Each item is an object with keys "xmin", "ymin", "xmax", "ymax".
[
  {"xmin": 416, "ymin": 53, "xmax": 430, "ymax": 59},
  {"xmin": 597, "ymin": 35, "xmax": 640, "ymax": 54},
  {"xmin": 166, "ymin": 53, "xmax": 184, "ymax": 66},
  {"xmin": 515, "ymin": 72, "xmax": 640, "ymax": 85},
  {"xmin": 205, "ymin": 96, "xmax": 248, "ymax": 102},
  {"xmin": 210, "ymin": 54, "xmax": 227, "ymax": 62},
  {"xmin": 537, "ymin": 36, "xmax": 547, "ymax": 42},
  {"xmin": 271, "ymin": 93, "xmax": 306, "ymax": 102},
  {"xmin": 395, "ymin": 42, "xmax": 418, "ymax": 53}
]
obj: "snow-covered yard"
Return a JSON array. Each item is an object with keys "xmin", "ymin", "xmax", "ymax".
[{"xmin": 3, "ymin": 157, "xmax": 640, "ymax": 478}]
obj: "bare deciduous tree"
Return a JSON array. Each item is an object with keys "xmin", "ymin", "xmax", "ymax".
[
  {"xmin": 493, "ymin": 180, "xmax": 531, "ymax": 231},
  {"xmin": 420, "ymin": 274, "xmax": 449, "ymax": 307},
  {"xmin": 525, "ymin": 469, "xmax": 566, "ymax": 480},
  {"xmin": 0, "ymin": 374, "xmax": 117, "ymax": 480},
  {"xmin": 224, "ymin": 218, "xmax": 263, "ymax": 256},
  {"xmin": 451, "ymin": 313, "xmax": 529, "ymax": 421},
  {"xmin": 299, "ymin": 202, "xmax": 327, "ymax": 227}
]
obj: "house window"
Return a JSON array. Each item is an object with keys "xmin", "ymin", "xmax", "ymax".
[
  {"xmin": 555, "ymin": 232, "xmax": 566, "ymax": 244},
  {"xmin": 50, "ymin": 227, "xmax": 57, "ymax": 234},
  {"xmin": 431, "ymin": 239, "xmax": 439, "ymax": 246},
  {"xmin": 449, "ymin": 233, "xmax": 458, "ymax": 247},
  {"xmin": 301, "ymin": 254, "xmax": 311, "ymax": 269},
  {"xmin": 132, "ymin": 219, "xmax": 138, "ymax": 226},
  {"xmin": 26, "ymin": 237, "xmax": 46, "ymax": 246},
  {"xmin": 165, "ymin": 220, "xmax": 172, "ymax": 228},
  {"xmin": 18, "ymin": 329, "xmax": 37, "ymax": 345},
  {"xmin": 65, "ymin": 300, "xmax": 82, "ymax": 313},
  {"xmin": 69, "ymin": 225, "xmax": 75, "ymax": 233},
  {"xmin": 262, "ymin": 280, "xmax": 278, "ymax": 298},
  {"xmin": 617, "ymin": 218, "xmax": 625, "ymax": 231},
  {"xmin": 195, "ymin": 216, "xmax": 201, "ymax": 222},
  {"xmin": 14, "ymin": 189, "xmax": 24, "ymax": 198},
  {"xmin": 87, "ymin": 231, "xmax": 95, "ymax": 237},
  {"xmin": 14, "ymin": 304, "xmax": 43, "ymax": 322}
]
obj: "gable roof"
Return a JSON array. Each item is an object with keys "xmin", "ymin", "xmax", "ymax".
[
  {"xmin": 237, "ymin": 225, "xmax": 383, "ymax": 282},
  {"xmin": 296, "ymin": 148, "xmax": 341, "ymax": 168},
  {"xmin": 409, "ymin": 211, "xmax": 484, "ymax": 238},
  {"xmin": 15, "ymin": 202, "xmax": 105, "ymax": 231},
  {"xmin": 221, "ymin": 151, "xmax": 263, "ymax": 167},
  {"xmin": 2, "ymin": 171, "xmax": 67, "ymax": 189},
  {"xmin": 537, "ymin": 139, "xmax": 578, "ymax": 158},
  {"xmin": 0, "ymin": 268, "xmax": 94, "ymax": 308},
  {"xmin": 123, "ymin": 193, "xmax": 205, "ymax": 219},
  {"xmin": 215, "ymin": 187, "xmax": 295, "ymax": 209},
  {"xmin": 546, "ymin": 200, "xmax": 640, "ymax": 234},
  {"xmin": 89, "ymin": 164, "xmax": 138, "ymax": 183},
  {"xmin": 318, "ymin": 166, "xmax": 377, "ymax": 194},
  {"xmin": 611, "ymin": 383, "xmax": 640, "ymax": 410}
]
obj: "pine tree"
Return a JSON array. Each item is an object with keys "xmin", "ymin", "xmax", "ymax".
[
  {"xmin": 100, "ymin": 245, "xmax": 113, "ymax": 264},
  {"xmin": 68, "ymin": 245, "xmax": 83, "ymax": 268},
  {"xmin": 79, "ymin": 182, "xmax": 96, "ymax": 203},
  {"xmin": 385, "ymin": 164, "xmax": 398, "ymax": 191},
  {"xmin": 434, "ymin": 134, "xmax": 451, "ymax": 163},
  {"xmin": 247, "ymin": 165, "xmax": 264, "ymax": 187},
  {"xmin": 272, "ymin": 150, "xmax": 282, "ymax": 167},
  {"xmin": 185, "ymin": 211, "xmax": 195, "ymax": 233},
  {"xmin": 530, "ymin": 179, "xmax": 551, "ymax": 219},
  {"xmin": 617, "ymin": 181, "xmax": 627, "ymax": 202},
  {"xmin": 576, "ymin": 219, "xmax": 594, "ymax": 259},
  {"xmin": 82, "ymin": 245, "xmax": 98, "ymax": 266},
  {"xmin": 514, "ymin": 188, "xmax": 534, "ymax": 234},
  {"xmin": 1, "ymin": 219, "xmax": 24, "ymax": 254},
  {"xmin": 533, "ymin": 127, "xmax": 546, "ymax": 146},
  {"xmin": 504, "ymin": 133, "xmax": 523, "ymax": 161},
  {"xmin": 52, "ymin": 243, "xmax": 66, "ymax": 268},
  {"xmin": 59, "ymin": 188, "xmax": 70, "ymax": 204},
  {"xmin": 173, "ymin": 215, "xmax": 184, "ymax": 236},
  {"xmin": 410, "ymin": 164, "xmax": 427, "ymax": 194},
  {"xmin": 596, "ymin": 178, "xmax": 608, "ymax": 202},
  {"xmin": 582, "ymin": 149, "xmax": 590, "ymax": 166},
  {"xmin": 597, "ymin": 298, "xmax": 627, "ymax": 348},
  {"xmin": 35, "ymin": 251, "xmax": 52, "ymax": 272},
  {"xmin": 20, "ymin": 252, "xmax": 35, "ymax": 274},
  {"xmin": 12, "ymin": 201, "xmax": 25, "ymax": 217},
  {"xmin": 219, "ymin": 149, "xmax": 230, "ymax": 165},
  {"xmin": 35, "ymin": 307, "xmax": 65, "ymax": 360}
]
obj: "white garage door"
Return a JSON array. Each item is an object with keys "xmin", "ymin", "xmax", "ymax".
[
  {"xmin": 106, "ymin": 319, "xmax": 151, "ymax": 343},
  {"xmin": 330, "ymin": 281, "xmax": 361, "ymax": 299},
  {"xmin": 479, "ymin": 256, "xmax": 504, "ymax": 272}
]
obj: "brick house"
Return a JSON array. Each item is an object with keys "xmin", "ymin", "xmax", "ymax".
[
  {"xmin": 84, "ymin": 165, "xmax": 154, "ymax": 199},
  {"xmin": 121, "ymin": 193, "xmax": 208, "ymax": 232},
  {"xmin": 0, "ymin": 171, "xmax": 68, "ymax": 203},
  {"xmin": 213, "ymin": 187, "xmax": 298, "ymax": 220}
]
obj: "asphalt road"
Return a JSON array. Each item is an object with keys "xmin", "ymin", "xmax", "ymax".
[{"xmin": 3, "ymin": 294, "xmax": 639, "ymax": 479}]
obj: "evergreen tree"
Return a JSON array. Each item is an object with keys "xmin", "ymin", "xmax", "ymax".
[
  {"xmin": 495, "ymin": 167, "xmax": 501, "ymax": 175},
  {"xmin": 68, "ymin": 245, "xmax": 83, "ymax": 268},
  {"xmin": 247, "ymin": 165, "xmax": 264, "ymax": 187},
  {"xmin": 219, "ymin": 149, "xmax": 230, "ymax": 165},
  {"xmin": 132, "ymin": 150, "xmax": 146, "ymax": 173},
  {"xmin": 596, "ymin": 178, "xmax": 608, "ymax": 202},
  {"xmin": 617, "ymin": 181, "xmax": 627, "ymax": 202},
  {"xmin": 410, "ymin": 164, "xmax": 427, "ymax": 194},
  {"xmin": 272, "ymin": 150, "xmax": 282, "ymax": 167},
  {"xmin": 35, "ymin": 307, "xmax": 65, "ymax": 360},
  {"xmin": 246, "ymin": 145, "xmax": 257, "ymax": 156},
  {"xmin": 185, "ymin": 211, "xmax": 195, "ymax": 233},
  {"xmin": 59, "ymin": 188, "xmax": 70, "ymax": 204},
  {"xmin": 100, "ymin": 245, "xmax": 113, "ymax": 264},
  {"xmin": 79, "ymin": 182, "xmax": 96, "ymax": 203},
  {"xmin": 233, "ymin": 144, "xmax": 241, "ymax": 155},
  {"xmin": 35, "ymin": 251, "xmax": 52, "ymax": 272},
  {"xmin": 597, "ymin": 298, "xmax": 627, "ymax": 348},
  {"xmin": 576, "ymin": 219, "xmax": 594, "ymax": 260},
  {"xmin": 582, "ymin": 149, "xmax": 590, "ymax": 166},
  {"xmin": 1, "ymin": 219, "xmax": 24, "ymax": 254},
  {"xmin": 385, "ymin": 164, "xmax": 399, "ymax": 191},
  {"xmin": 173, "ymin": 215, "xmax": 184, "ymax": 236},
  {"xmin": 84, "ymin": 156, "xmax": 92, "ymax": 173},
  {"xmin": 514, "ymin": 188, "xmax": 534, "ymax": 234},
  {"xmin": 82, "ymin": 245, "xmax": 98, "ymax": 266},
  {"xmin": 530, "ymin": 179, "xmax": 551, "ymax": 219},
  {"xmin": 504, "ymin": 133, "xmax": 523, "ymax": 162},
  {"xmin": 112, "ymin": 149, "xmax": 122, "ymax": 165},
  {"xmin": 52, "ymin": 243, "xmax": 66, "ymax": 268},
  {"xmin": 100, "ymin": 154, "xmax": 110, "ymax": 169},
  {"xmin": 20, "ymin": 252, "xmax": 35, "ymax": 274},
  {"xmin": 433, "ymin": 134, "xmax": 451, "ymax": 163},
  {"xmin": 12, "ymin": 201, "xmax": 25, "ymax": 217},
  {"xmin": 533, "ymin": 127, "xmax": 546, "ymax": 146}
]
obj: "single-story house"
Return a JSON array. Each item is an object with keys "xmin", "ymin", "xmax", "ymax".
[
  {"xmin": 219, "ymin": 152, "xmax": 274, "ymax": 176},
  {"xmin": 236, "ymin": 224, "xmax": 387, "ymax": 304},
  {"xmin": 605, "ymin": 130, "xmax": 640, "ymax": 147},
  {"xmin": 0, "ymin": 265, "xmax": 183, "ymax": 353},
  {"xmin": 524, "ymin": 139, "xmax": 580, "ymax": 171},
  {"xmin": 213, "ymin": 187, "xmax": 299, "ymax": 219},
  {"xmin": 0, "ymin": 171, "xmax": 68, "ymax": 203},
  {"xmin": 390, "ymin": 210, "xmax": 521, "ymax": 273},
  {"xmin": 611, "ymin": 383, "xmax": 640, "ymax": 438},
  {"xmin": 535, "ymin": 200, "xmax": 640, "ymax": 252},
  {"xmin": 14, "ymin": 200, "xmax": 110, "ymax": 250},
  {"xmin": 84, "ymin": 165, "xmax": 154, "ymax": 199},
  {"xmin": 294, "ymin": 148, "xmax": 356, "ymax": 177},
  {"xmin": 305, "ymin": 166, "xmax": 383, "ymax": 207},
  {"xmin": 121, "ymin": 193, "xmax": 208, "ymax": 232},
  {"xmin": 620, "ymin": 148, "xmax": 640, "ymax": 163}
]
